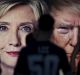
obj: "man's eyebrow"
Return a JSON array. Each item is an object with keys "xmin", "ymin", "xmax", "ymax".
[
  {"xmin": 55, "ymin": 23, "xmax": 75, "ymax": 29},
  {"xmin": 56, "ymin": 23, "xmax": 73, "ymax": 27},
  {"xmin": 0, "ymin": 22, "xmax": 10, "ymax": 25},
  {"xmin": 59, "ymin": 24, "xmax": 73, "ymax": 26}
]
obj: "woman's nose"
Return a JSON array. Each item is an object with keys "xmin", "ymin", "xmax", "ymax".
[
  {"xmin": 70, "ymin": 27, "xmax": 78, "ymax": 47},
  {"xmin": 9, "ymin": 32, "xmax": 21, "ymax": 47}
]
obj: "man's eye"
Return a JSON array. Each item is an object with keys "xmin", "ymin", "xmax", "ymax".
[
  {"xmin": 57, "ymin": 27, "xmax": 70, "ymax": 34},
  {"xmin": 0, "ymin": 25, "xmax": 8, "ymax": 31},
  {"xmin": 20, "ymin": 26, "xmax": 33, "ymax": 33}
]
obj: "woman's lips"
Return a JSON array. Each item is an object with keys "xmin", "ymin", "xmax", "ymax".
[
  {"xmin": 6, "ymin": 51, "xmax": 20, "ymax": 57},
  {"xmin": 66, "ymin": 53, "xmax": 71, "ymax": 57}
]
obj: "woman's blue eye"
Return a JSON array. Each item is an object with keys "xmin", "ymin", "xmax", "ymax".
[
  {"xmin": 0, "ymin": 26, "xmax": 8, "ymax": 31},
  {"xmin": 20, "ymin": 26, "xmax": 32, "ymax": 33}
]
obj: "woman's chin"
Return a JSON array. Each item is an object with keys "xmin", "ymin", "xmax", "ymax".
[{"xmin": 1, "ymin": 53, "xmax": 19, "ymax": 68}]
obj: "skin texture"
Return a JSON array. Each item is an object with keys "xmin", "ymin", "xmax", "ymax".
[
  {"xmin": 50, "ymin": 8, "xmax": 80, "ymax": 62},
  {"xmin": 0, "ymin": 5, "xmax": 36, "ymax": 68}
]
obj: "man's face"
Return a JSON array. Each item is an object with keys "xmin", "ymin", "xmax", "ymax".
[{"xmin": 50, "ymin": 9, "xmax": 80, "ymax": 60}]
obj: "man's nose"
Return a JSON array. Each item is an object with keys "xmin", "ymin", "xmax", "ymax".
[
  {"xmin": 70, "ymin": 27, "xmax": 78, "ymax": 47},
  {"xmin": 9, "ymin": 32, "xmax": 21, "ymax": 47}
]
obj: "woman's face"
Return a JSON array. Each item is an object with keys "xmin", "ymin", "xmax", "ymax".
[
  {"xmin": 0, "ymin": 5, "xmax": 36, "ymax": 67},
  {"xmin": 50, "ymin": 9, "xmax": 80, "ymax": 60}
]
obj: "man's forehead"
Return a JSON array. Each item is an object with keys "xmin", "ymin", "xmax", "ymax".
[
  {"xmin": 51, "ymin": 9, "xmax": 80, "ymax": 26},
  {"xmin": 63, "ymin": 18, "xmax": 80, "ymax": 26},
  {"xmin": 55, "ymin": 16, "xmax": 80, "ymax": 26}
]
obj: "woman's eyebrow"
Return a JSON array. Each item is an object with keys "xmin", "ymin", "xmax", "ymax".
[
  {"xmin": 20, "ymin": 22, "xmax": 35, "ymax": 26},
  {"xmin": 0, "ymin": 22, "xmax": 10, "ymax": 25}
]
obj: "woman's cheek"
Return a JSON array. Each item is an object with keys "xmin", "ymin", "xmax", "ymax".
[
  {"xmin": 0, "ymin": 34, "xmax": 9, "ymax": 48},
  {"xmin": 20, "ymin": 33, "xmax": 28, "ymax": 47}
]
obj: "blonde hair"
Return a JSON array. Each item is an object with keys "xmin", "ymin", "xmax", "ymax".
[
  {"xmin": 0, "ymin": 0, "xmax": 48, "ymax": 19},
  {"xmin": 48, "ymin": 0, "xmax": 80, "ymax": 16}
]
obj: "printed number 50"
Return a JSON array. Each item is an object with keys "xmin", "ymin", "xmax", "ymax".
[{"xmin": 28, "ymin": 55, "xmax": 58, "ymax": 75}]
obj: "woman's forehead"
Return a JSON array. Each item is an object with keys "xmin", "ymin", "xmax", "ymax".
[
  {"xmin": 0, "ymin": 5, "xmax": 36, "ymax": 26},
  {"xmin": 1, "ymin": 5, "xmax": 34, "ymax": 17},
  {"xmin": 0, "ymin": 4, "xmax": 35, "ymax": 19}
]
